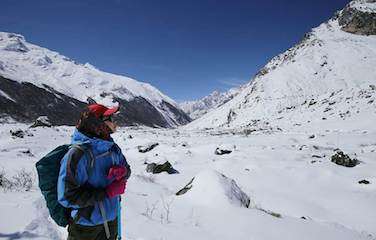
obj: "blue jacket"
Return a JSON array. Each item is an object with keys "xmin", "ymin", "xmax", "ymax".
[{"xmin": 57, "ymin": 129, "xmax": 131, "ymax": 226}]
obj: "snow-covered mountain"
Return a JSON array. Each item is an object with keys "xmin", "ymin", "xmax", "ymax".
[
  {"xmin": 0, "ymin": 32, "xmax": 191, "ymax": 127},
  {"xmin": 187, "ymin": 0, "xmax": 376, "ymax": 132},
  {"xmin": 179, "ymin": 87, "xmax": 243, "ymax": 120}
]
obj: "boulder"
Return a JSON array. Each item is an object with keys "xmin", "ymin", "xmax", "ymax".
[
  {"xmin": 10, "ymin": 129, "xmax": 25, "ymax": 138},
  {"xmin": 30, "ymin": 116, "xmax": 52, "ymax": 128},
  {"xmin": 138, "ymin": 143, "xmax": 159, "ymax": 153},
  {"xmin": 358, "ymin": 179, "xmax": 370, "ymax": 184},
  {"xmin": 331, "ymin": 150, "xmax": 359, "ymax": 167},
  {"xmin": 215, "ymin": 147, "xmax": 232, "ymax": 155},
  {"xmin": 146, "ymin": 161, "xmax": 179, "ymax": 174}
]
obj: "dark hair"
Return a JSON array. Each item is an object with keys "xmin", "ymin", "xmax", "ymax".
[{"xmin": 76, "ymin": 108, "xmax": 112, "ymax": 140}]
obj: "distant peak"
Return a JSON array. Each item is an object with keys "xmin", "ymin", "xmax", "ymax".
[
  {"xmin": 0, "ymin": 32, "xmax": 26, "ymax": 42},
  {"xmin": 1, "ymin": 32, "xmax": 29, "ymax": 53}
]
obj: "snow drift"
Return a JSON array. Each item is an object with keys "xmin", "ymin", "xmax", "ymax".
[{"xmin": 176, "ymin": 170, "xmax": 250, "ymax": 208}]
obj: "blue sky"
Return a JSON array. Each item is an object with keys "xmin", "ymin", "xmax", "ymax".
[{"xmin": 1, "ymin": 0, "xmax": 349, "ymax": 102}]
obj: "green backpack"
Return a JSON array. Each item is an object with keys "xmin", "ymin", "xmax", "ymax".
[{"xmin": 35, "ymin": 144, "xmax": 93, "ymax": 227}]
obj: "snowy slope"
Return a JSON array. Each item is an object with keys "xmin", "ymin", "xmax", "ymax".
[
  {"xmin": 0, "ymin": 32, "xmax": 190, "ymax": 127},
  {"xmin": 186, "ymin": 0, "xmax": 376, "ymax": 131},
  {"xmin": 350, "ymin": 0, "xmax": 376, "ymax": 13},
  {"xmin": 180, "ymin": 87, "xmax": 243, "ymax": 120}
]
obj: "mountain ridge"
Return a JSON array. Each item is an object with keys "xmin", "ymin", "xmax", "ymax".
[
  {"xmin": 186, "ymin": 0, "xmax": 376, "ymax": 132},
  {"xmin": 179, "ymin": 86, "xmax": 245, "ymax": 120},
  {"xmin": 0, "ymin": 32, "xmax": 191, "ymax": 127}
]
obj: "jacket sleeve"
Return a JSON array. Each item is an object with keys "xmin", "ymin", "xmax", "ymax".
[{"xmin": 57, "ymin": 148, "xmax": 106, "ymax": 209}]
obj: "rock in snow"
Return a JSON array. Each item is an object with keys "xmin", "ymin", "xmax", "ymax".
[
  {"xmin": 30, "ymin": 116, "xmax": 52, "ymax": 128},
  {"xmin": 214, "ymin": 147, "xmax": 232, "ymax": 155},
  {"xmin": 138, "ymin": 143, "xmax": 159, "ymax": 153},
  {"xmin": 9, "ymin": 129, "xmax": 25, "ymax": 138},
  {"xmin": 358, "ymin": 179, "xmax": 370, "ymax": 184},
  {"xmin": 331, "ymin": 150, "xmax": 360, "ymax": 167},
  {"xmin": 145, "ymin": 161, "xmax": 179, "ymax": 174}
]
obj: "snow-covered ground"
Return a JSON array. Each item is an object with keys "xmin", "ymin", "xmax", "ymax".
[{"xmin": 0, "ymin": 124, "xmax": 375, "ymax": 240}]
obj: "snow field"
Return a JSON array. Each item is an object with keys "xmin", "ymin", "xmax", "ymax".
[{"xmin": 1, "ymin": 124, "xmax": 374, "ymax": 239}]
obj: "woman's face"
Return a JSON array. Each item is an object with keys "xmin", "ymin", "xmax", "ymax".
[{"xmin": 105, "ymin": 120, "xmax": 118, "ymax": 133}]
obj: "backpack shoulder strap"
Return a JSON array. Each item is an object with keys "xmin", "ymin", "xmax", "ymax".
[{"xmin": 69, "ymin": 144, "xmax": 95, "ymax": 176}]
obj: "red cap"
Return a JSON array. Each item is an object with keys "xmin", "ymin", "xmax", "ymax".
[{"xmin": 88, "ymin": 104, "xmax": 119, "ymax": 119}]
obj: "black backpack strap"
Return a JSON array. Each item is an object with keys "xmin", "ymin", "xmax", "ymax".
[{"xmin": 70, "ymin": 144, "xmax": 95, "ymax": 176}]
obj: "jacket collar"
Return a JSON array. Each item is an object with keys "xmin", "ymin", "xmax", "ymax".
[{"xmin": 71, "ymin": 129, "xmax": 115, "ymax": 153}]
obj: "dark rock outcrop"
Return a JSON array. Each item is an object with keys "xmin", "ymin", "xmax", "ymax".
[
  {"xmin": 176, "ymin": 177, "xmax": 194, "ymax": 195},
  {"xmin": 146, "ymin": 161, "xmax": 179, "ymax": 174},
  {"xmin": 339, "ymin": 1, "xmax": 376, "ymax": 35},
  {"xmin": 10, "ymin": 129, "xmax": 25, "ymax": 138},
  {"xmin": 358, "ymin": 179, "xmax": 370, "ymax": 184},
  {"xmin": 331, "ymin": 150, "xmax": 360, "ymax": 167},
  {"xmin": 215, "ymin": 147, "xmax": 232, "ymax": 155},
  {"xmin": 160, "ymin": 100, "xmax": 191, "ymax": 126},
  {"xmin": 138, "ymin": 143, "xmax": 159, "ymax": 153}
]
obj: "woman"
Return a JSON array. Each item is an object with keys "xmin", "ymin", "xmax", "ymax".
[{"xmin": 58, "ymin": 104, "xmax": 131, "ymax": 240}]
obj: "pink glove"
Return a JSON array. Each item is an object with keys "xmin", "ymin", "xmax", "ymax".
[
  {"xmin": 107, "ymin": 166, "xmax": 127, "ymax": 181},
  {"xmin": 106, "ymin": 179, "xmax": 126, "ymax": 198}
]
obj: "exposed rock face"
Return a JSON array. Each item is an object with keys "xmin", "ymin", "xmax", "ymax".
[
  {"xmin": 339, "ymin": 0, "xmax": 376, "ymax": 35},
  {"xmin": 159, "ymin": 100, "xmax": 192, "ymax": 126},
  {"xmin": 0, "ymin": 76, "xmax": 86, "ymax": 125},
  {"xmin": 115, "ymin": 97, "xmax": 173, "ymax": 127}
]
